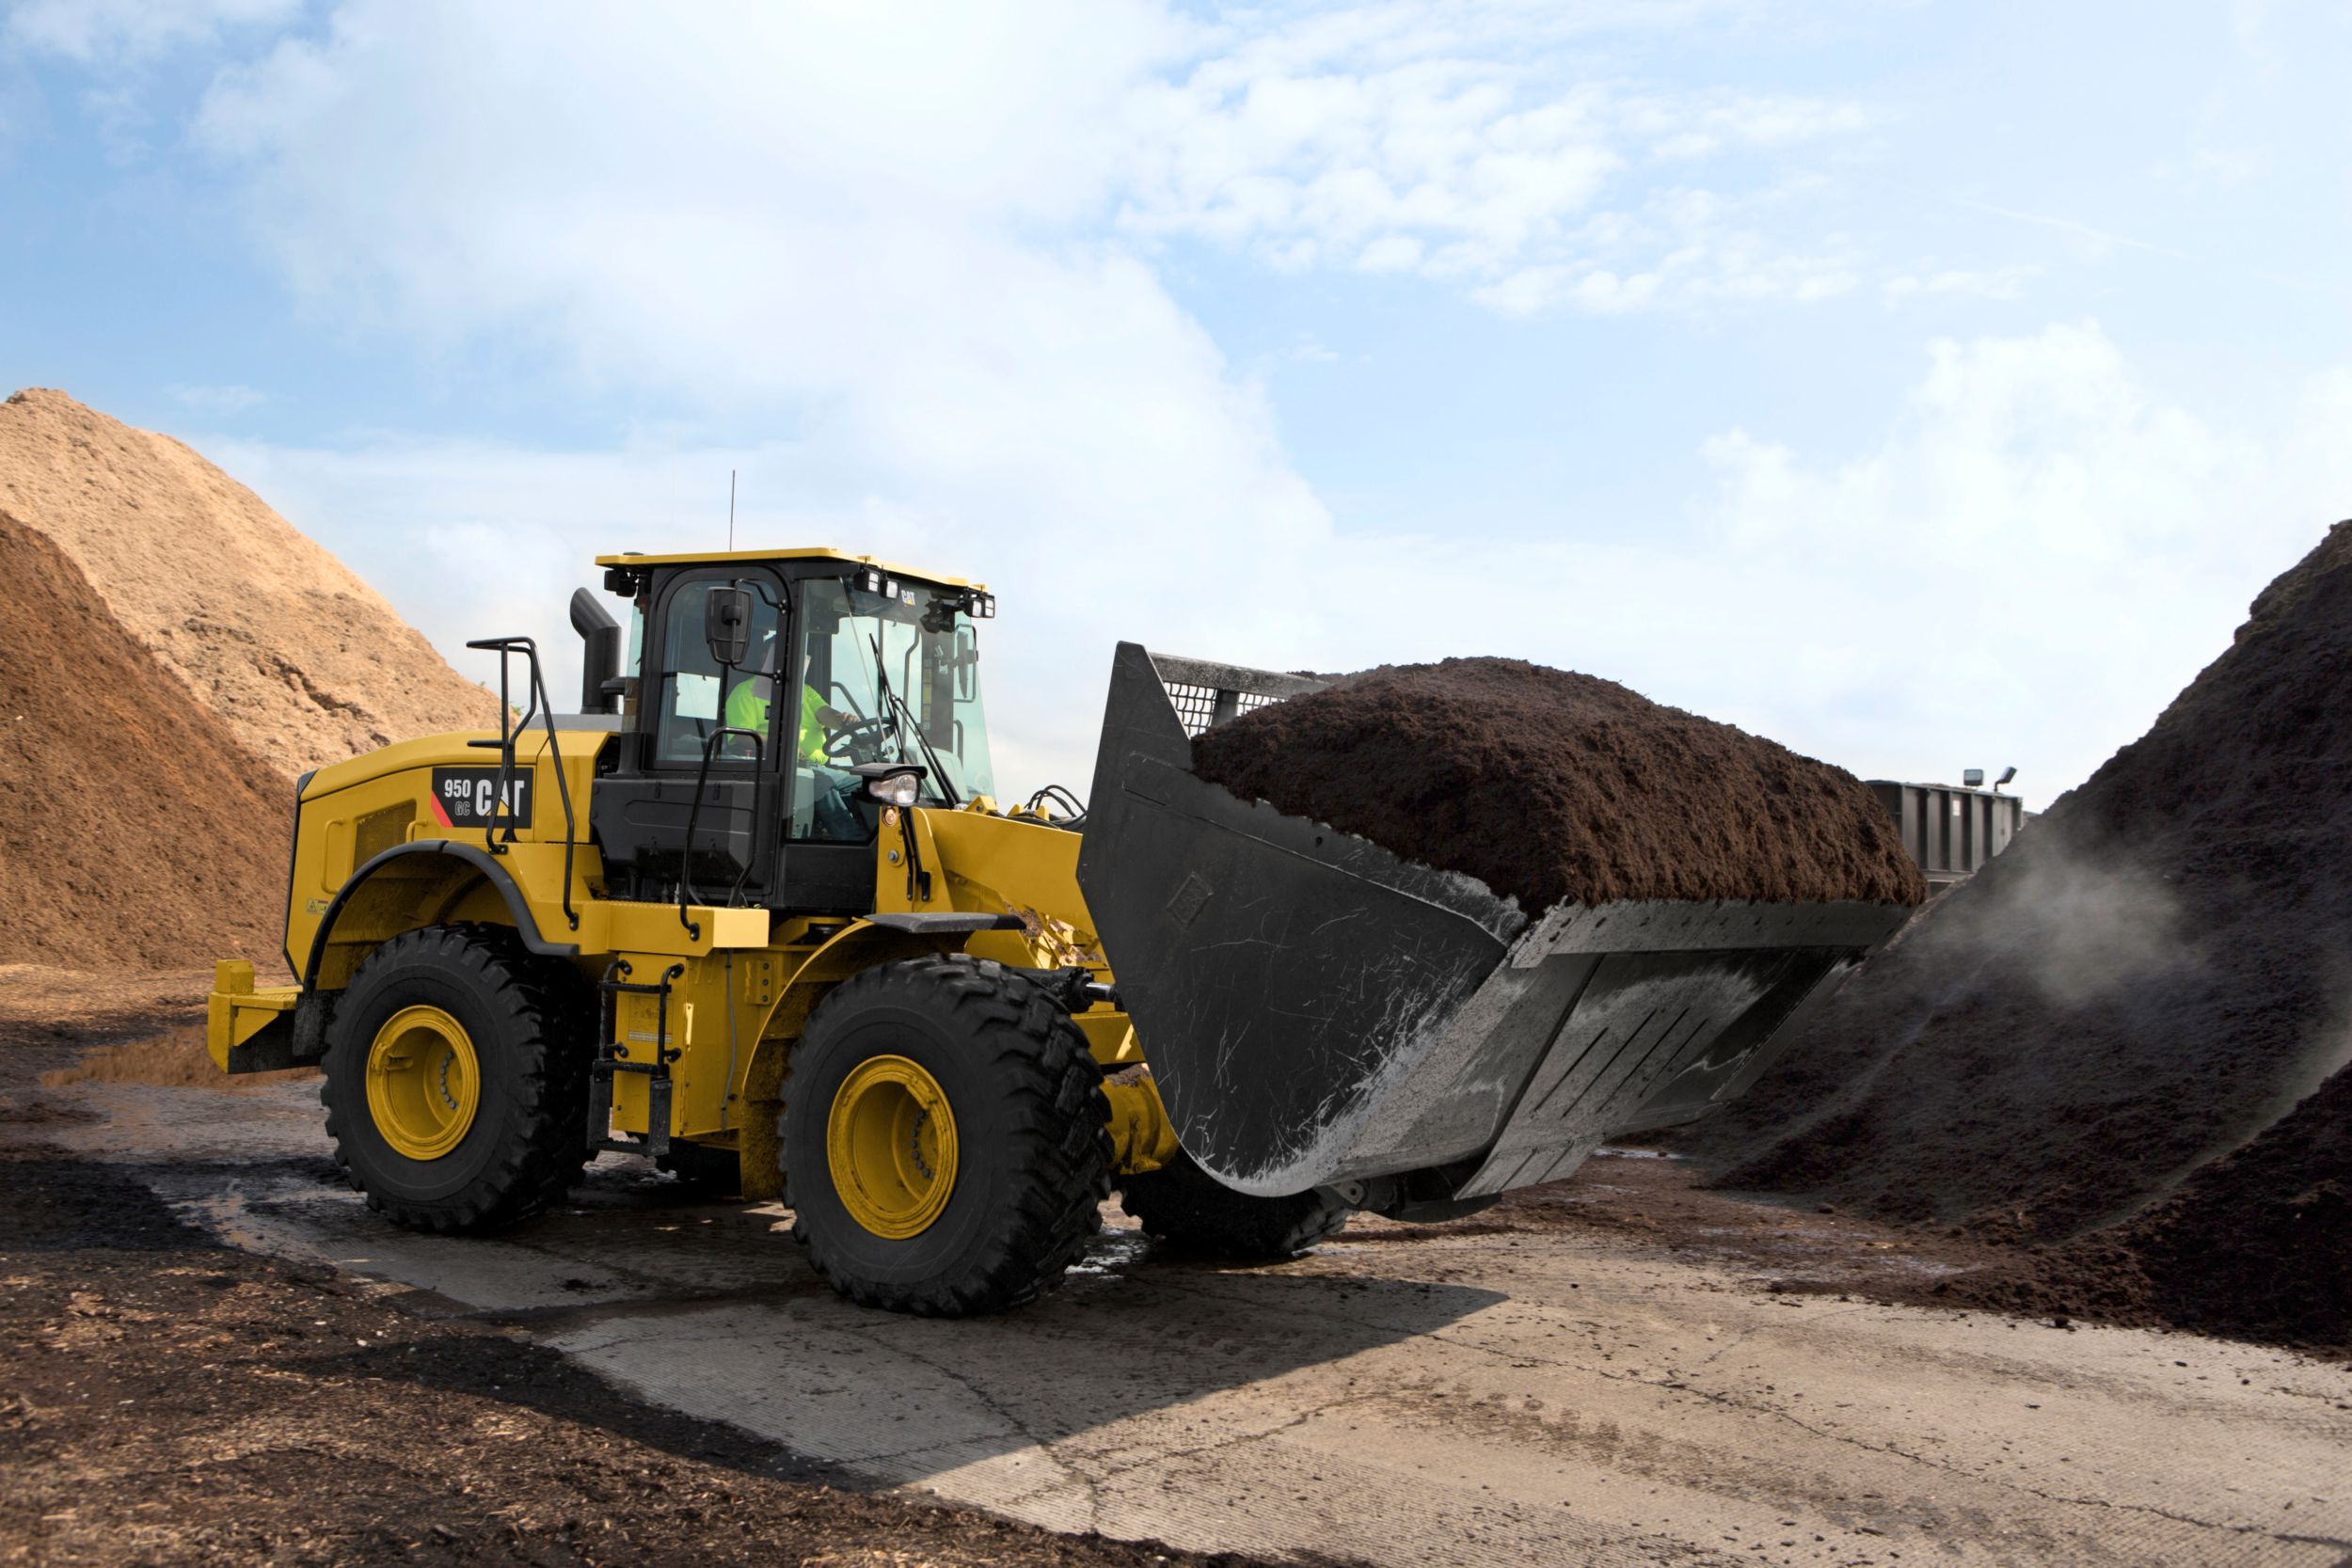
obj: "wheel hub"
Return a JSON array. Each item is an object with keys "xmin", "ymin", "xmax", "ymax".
[
  {"xmin": 826, "ymin": 1055, "xmax": 960, "ymax": 1239},
  {"xmin": 365, "ymin": 1005, "xmax": 481, "ymax": 1161}
]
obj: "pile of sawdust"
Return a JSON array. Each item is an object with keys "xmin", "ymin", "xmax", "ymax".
[
  {"xmin": 0, "ymin": 388, "xmax": 490, "ymax": 775},
  {"xmin": 0, "ymin": 513, "xmax": 293, "ymax": 970}
]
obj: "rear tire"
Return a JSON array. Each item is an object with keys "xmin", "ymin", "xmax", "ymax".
[
  {"xmin": 321, "ymin": 923, "xmax": 590, "ymax": 1234},
  {"xmin": 783, "ymin": 955, "xmax": 1111, "ymax": 1316},
  {"xmin": 1120, "ymin": 1150, "xmax": 1352, "ymax": 1259}
]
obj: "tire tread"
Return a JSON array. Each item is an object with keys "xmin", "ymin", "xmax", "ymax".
[
  {"xmin": 321, "ymin": 923, "xmax": 590, "ymax": 1235},
  {"xmin": 784, "ymin": 955, "xmax": 1112, "ymax": 1316}
]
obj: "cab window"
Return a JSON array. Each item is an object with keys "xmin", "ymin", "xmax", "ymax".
[
  {"xmin": 790, "ymin": 578, "xmax": 996, "ymax": 841},
  {"xmin": 651, "ymin": 576, "xmax": 785, "ymax": 766}
]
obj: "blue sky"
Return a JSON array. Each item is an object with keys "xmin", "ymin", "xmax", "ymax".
[{"xmin": 4, "ymin": 0, "xmax": 2348, "ymax": 800}]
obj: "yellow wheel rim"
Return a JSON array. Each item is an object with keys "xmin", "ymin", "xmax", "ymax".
[
  {"xmin": 364, "ymin": 1005, "xmax": 481, "ymax": 1162},
  {"xmin": 826, "ymin": 1054, "xmax": 959, "ymax": 1239}
]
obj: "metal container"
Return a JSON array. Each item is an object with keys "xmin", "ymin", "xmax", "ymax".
[
  {"xmin": 1079, "ymin": 643, "xmax": 1913, "ymax": 1203},
  {"xmin": 1867, "ymin": 781, "xmax": 2026, "ymax": 893}
]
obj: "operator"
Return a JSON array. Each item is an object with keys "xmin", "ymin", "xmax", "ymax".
[
  {"xmin": 723, "ymin": 673, "xmax": 854, "ymax": 765},
  {"xmin": 717, "ymin": 625, "xmax": 853, "ymax": 762},
  {"xmin": 721, "ymin": 635, "xmax": 870, "ymax": 839}
]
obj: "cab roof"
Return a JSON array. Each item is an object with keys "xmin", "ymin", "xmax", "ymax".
[{"xmin": 592, "ymin": 546, "xmax": 985, "ymax": 592}]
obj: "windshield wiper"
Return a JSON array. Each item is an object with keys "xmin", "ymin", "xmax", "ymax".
[{"xmin": 870, "ymin": 632, "xmax": 961, "ymax": 808}]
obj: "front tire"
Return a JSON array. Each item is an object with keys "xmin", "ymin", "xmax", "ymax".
[
  {"xmin": 1120, "ymin": 1150, "xmax": 1353, "ymax": 1259},
  {"xmin": 321, "ymin": 924, "xmax": 590, "ymax": 1234},
  {"xmin": 783, "ymin": 956, "xmax": 1112, "ymax": 1316}
]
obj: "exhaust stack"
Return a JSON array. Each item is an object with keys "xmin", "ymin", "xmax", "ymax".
[{"xmin": 568, "ymin": 587, "xmax": 623, "ymax": 715}]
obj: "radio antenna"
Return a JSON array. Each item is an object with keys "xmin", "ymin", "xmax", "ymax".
[{"xmin": 727, "ymin": 468, "xmax": 738, "ymax": 550}]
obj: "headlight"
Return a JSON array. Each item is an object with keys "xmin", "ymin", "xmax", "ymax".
[{"xmin": 865, "ymin": 770, "xmax": 921, "ymax": 808}]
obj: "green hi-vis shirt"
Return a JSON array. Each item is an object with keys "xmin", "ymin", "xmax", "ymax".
[{"xmin": 723, "ymin": 680, "xmax": 831, "ymax": 765}]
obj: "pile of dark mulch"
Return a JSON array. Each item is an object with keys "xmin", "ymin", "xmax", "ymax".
[
  {"xmin": 1682, "ymin": 519, "xmax": 2352, "ymax": 1355},
  {"xmin": 1190, "ymin": 657, "xmax": 1922, "ymax": 911},
  {"xmin": 1925, "ymin": 1061, "xmax": 2352, "ymax": 1355}
]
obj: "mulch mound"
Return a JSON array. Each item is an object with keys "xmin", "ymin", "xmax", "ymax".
[
  {"xmin": 1929, "ymin": 1061, "xmax": 2352, "ymax": 1354},
  {"xmin": 1683, "ymin": 519, "xmax": 2352, "ymax": 1354},
  {"xmin": 1190, "ymin": 657, "xmax": 1922, "ymax": 911},
  {"xmin": 0, "ymin": 511, "xmax": 292, "ymax": 970}
]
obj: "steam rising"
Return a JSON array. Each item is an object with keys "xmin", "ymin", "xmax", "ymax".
[{"xmin": 1970, "ymin": 830, "xmax": 2193, "ymax": 1009}]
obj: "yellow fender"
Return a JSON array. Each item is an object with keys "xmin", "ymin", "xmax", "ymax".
[
  {"xmin": 301, "ymin": 842, "xmax": 571, "ymax": 991},
  {"xmin": 732, "ymin": 920, "xmax": 958, "ymax": 1201}
]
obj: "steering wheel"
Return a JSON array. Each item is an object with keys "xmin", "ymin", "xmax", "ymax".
[{"xmin": 823, "ymin": 715, "xmax": 898, "ymax": 765}]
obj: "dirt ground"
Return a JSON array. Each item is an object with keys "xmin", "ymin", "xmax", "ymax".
[
  {"xmin": 0, "ymin": 977, "xmax": 1274, "ymax": 1568},
  {"xmin": 6, "ymin": 971, "xmax": 2349, "ymax": 1567},
  {"xmin": 1453, "ymin": 1148, "xmax": 2024, "ymax": 1296},
  {"xmin": 0, "ymin": 973, "xmax": 2244, "ymax": 1350},
  {"xmin": 1, "ymin": 1143, "xmax": 1290, "ymax": 1568},
  {"xmin": 0, "ymin": 966, "xmax": 221, "ymax": 1045}
]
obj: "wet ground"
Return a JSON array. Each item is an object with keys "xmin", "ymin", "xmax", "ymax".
[{"xmin": 7, "ymin": 974, "xmax": 2351, "ymax": 1567}]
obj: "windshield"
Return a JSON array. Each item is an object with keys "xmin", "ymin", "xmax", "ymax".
[{"xmin": 793, "ymin": 578, "xmax": 994, "ymax": 839}]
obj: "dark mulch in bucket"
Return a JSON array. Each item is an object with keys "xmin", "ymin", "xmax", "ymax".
[
  {"xmin": 1680, "ymin": 519, "xmax": 2352, "ymax": 1354},
  {"xmin": 1190, "ymin": 657, "xmax": 1923, "ymax": 912}
]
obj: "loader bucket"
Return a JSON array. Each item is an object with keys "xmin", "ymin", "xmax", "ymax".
[{"xmin": 1077, "ymin": 642, "xmax": 1912, "ymax": 1202}]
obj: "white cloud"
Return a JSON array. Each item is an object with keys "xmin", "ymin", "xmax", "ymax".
[
  {"xmin": 1463, "ymin": 198, "xmax": 1864, "ymax": 316},
  {"xmin": 1116, "ymin": 8, "xmax": 1881, "ymax": 314},
  {"xmin": 6, "ymin": 0, "xmax": 296, "ymax": 63},
  {"xmin": 178, "ymin": 0, "xmax": 1898, "ymax": 341},
  {"xmin": 1954, "ymin": 199, "xmax": 2198, "ymax": 265},
  {"xmin": 1690, "ymin": 322, "xmax": 2352, "ymax": 790},
  {"xmin": 70, "ymin": 4, "xmax": 2352, "ymax": 806},
  {"xmin": 1881, "ymin": 266, "xmax": 2036, "ymax": 304},
  {"xmin": 8, "ymin": 0, "xmax": 303, "ymax": 158},
  {"xmin": 195, "ymin": 4, "xmax": 1189, "ymax": 363},
  {"xmin": 167, "ymin": 381, "xmax": 265, "ymax": 412},
  {"xmin": 50, "ymin": 0, "xmax": 1929, "ymax": 328},
  {"xmin": 202, "ymin": 323, "xmax": 2352, "ymax": 807}
]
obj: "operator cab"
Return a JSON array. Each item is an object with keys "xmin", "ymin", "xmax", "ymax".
[{"xmin": 584, "ymin": 549, "xmax": 997, "ymax": 915}]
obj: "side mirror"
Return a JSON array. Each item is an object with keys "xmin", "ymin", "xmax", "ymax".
[
  {"xmin": 705, "ymin": 584, "xmax": 753, "ymax": 667},
  {"xmin": 951, "ymin": 625, "xmax": 978, "ymax": 702}
]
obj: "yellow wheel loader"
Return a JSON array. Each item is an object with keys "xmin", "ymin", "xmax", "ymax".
[{"xmin": 209, "ymin": 546, "xmax": 1908, "ymax": 1315}]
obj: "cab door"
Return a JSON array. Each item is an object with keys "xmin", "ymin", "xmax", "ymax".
[{"xmin": 590, "ymin": 566, "xmax": 789, "ymax": 905}]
